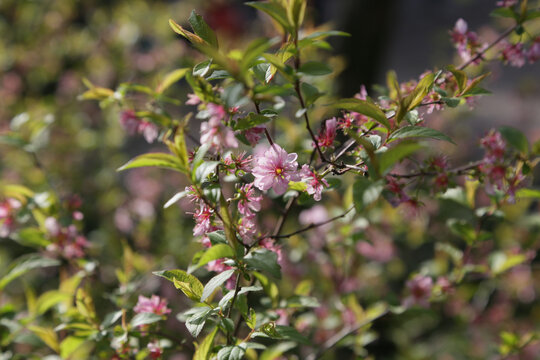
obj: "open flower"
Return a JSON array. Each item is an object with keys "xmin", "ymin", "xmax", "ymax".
[
  {"xmin": 200, "ymin": 103, "xmax": 238, "ymax": 150},
  {"xmin": 251, "ymin": 144, "xmax": 300, "ymax": 195},
  {"xmin": 300, "ymin": 165, "xmax": 329, "ymax": 201},
  {"xmin": 237, "ymin": 183, "xmax": 262, "ymax": 217}
]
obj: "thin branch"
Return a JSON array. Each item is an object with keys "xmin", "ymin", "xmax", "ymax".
[
  {"xmin": 388, "ymin": 160, "xmax": 483, "ymax": 179},
  {"xmin": 271, "ymin": 206, "xmax": 354, "ymax": 239},
  {"xmin": 457, "ymin": 25, "xmax": 518, "ymax": 70},
  {"xmin": 254, "ymin": 101, "xmax": 275, "ymax": 146},
  {"xmin": 272, "ymin": 195, "xmax": 298, "ymax": 238}
]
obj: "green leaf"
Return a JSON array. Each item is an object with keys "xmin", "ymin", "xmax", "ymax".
[
  {"xmin": 285, "ymin": 295, "xmax": 320, "ymax": 308},
  {"xmin": 287, "ymin": 0, "xmax": 306, "ymax": 30},
  {"xmin": 246, "ymin": 1, "xmax": 291, "ymax": 33},
  {"xmin": 35, "ymin": 291, "xmax": 72, "ymax": 315},
  {"xmin": 201, "ymin": 269, "xmax": 236, "ymax": 302},
  {"xmin": 156, "ymin": 68, "xmax": 189, "ymax": 94},
  {"xmin": 117, "ymin": 153, "xmax": 188, "ymax": 174},
  {"xmin": 332, "ymin": 98, "xmax": 390, "ymax": 129},
  {"xmin": 515, "ymin": 188, "xmax": 540, "ymax": 199},
  {"xmin": 0, "ymin": 255, "xmax": 60, "ymax": 290},
  {"xmin": 399, "ymin": 72, "xmax": 436, "ymax": 121},
  {"xmin": 441, "ymin": 97, "xmax": 461, "ymax": 107},
  {"xmin": 13, "ymin": 228, "xmax": 50, "ymax": 248},
  {"xmin": 260, "ymin": 342, "xmax": 297, "ymax": 360},
  {"xmin": 245, "ymin": 249, "xmax": 281, "ymax": 279},
  {"xmin": 193, "ymin": 59, "xmax": 213, "ymax": 77},
  {"xmin": 154, "ymin": 270, "xmax": 204, "ymax": 302},
  {"xmin": 301, "ymin": 82, "xmax": 323, "ymax": 106},
  {"xmin": 194, "ymin": 161, "xmax": 219, "ymax": 183},
  {"xmin": 188, "ymin": 10, "xmax": 219, "ymax": 48},
  {"xmin": 297, "ymin": 61, "xmax": 332, "ymax": 76},
  {"xmin": 378, "ymin": 142, "xmax": 423, "ymax": 174},
  {"xmin": 186, "ymin": 307, "xmax": 213, "ymax": 337},
  {"xmin": 219, "ymin": 286, "xmax": 263, "ymax": 309},
  {"xmin": 490, "ymin": 7, "xmax": 519, "ymax": 20},
  {"xmin": 198, "ymin": 244, "xmax": 236, "ymax": 268},
  {"xmin": 164, "ymin": 190, "xmax": 189, "ymax": 209},
  {"xmin": 217, "ymin": 345, "xmax": 246, "ymax": 360},
  {"xmin": 353, "ymin": 177, "xmax": 384, "ymax": 212},
  {"xmin": 101, "ymin": 311, "xmax": 123, "ymax": 329},
  {"xmin": 447, "ymin": 219, "xmax": 477, "ymax": 245},
  {"xmin": 60, "ymin": 336, "xmax": 88, "ymax": 359},
  {"xmin": 28, "ymin": 325, "xmax": 59, "ymax": 353},
  {"xmin": 169, "ymin": 19, "xmax": 205, "ymax": 45},
  {"xmin": 130, "ymin": 313, "xmax": 163, "ymax": 328},
  {"xmin": 490, "ymin": 252, "xmax": 527, "ymax": 275},
  {"xmin": 389, "ymin": 126, "xmax": 455, "ymax": 144},
  {"xmin": 194, "ymin": 327, "xmax": 218, "ymax": 360},
  {"xmin": 207, "ymin": 230, "xmax": 228, "ymax": 245},
  {"xmin": 447, "ymin": 65, "xmax": 468, "ymax": 95},
  {"xmin": 274, "ymin": 325, "xmax": 310, "ymax": 345},
  {"xmin": 241, "ymin": 38, "xmax": 276, "ymax": 74},
  {"xmin": 499, "ymin": 126, "xmax": 529, "ymax": 154},
  {"xmin": 234, "ymin": 113, "xmax": 271, "ymax": 131}
]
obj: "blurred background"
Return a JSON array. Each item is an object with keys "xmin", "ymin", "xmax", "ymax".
[{"xmin": 1, "ymin": 0, "xmax": 539, "ymax": 358}]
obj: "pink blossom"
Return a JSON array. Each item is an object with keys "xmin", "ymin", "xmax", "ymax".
[
  {"xmin": 480, "ymin": 130, "xmax": 506, "ymax": 164},
  {"xmin": 0, "ymin": 199, "xmax": 20, "ymax": 237},
  {"xmin": 223, "ymin": 152, "xmax": 252, "ymax": 176},
  {"xmin": 251, "ymin": 144, "xmax": 301, "ymax": 195},
  {"xmin": 139, "ymin": 121, "xmax": 159, "ymax": 143},
  {"xmin": 185, "ymin": 93, "xmax": 201, "ymax": 105},
  {"xmin": 450, "ymin": 18, "xmax": 486, "ymax": 64},
  {"xmin": 316, "ymin": 118, "xmax": 337, "ymax": 148},
  {"xmin": 501, "ymin": 42, "xmax": 526, "ymax": 67},
  {"xmin": 133, "ymin": 295, "xmax": 171, "ymax": 316},
  {"xmin": 119, "ymin": 110, "xmax": 159, "ymax": 143},
  {"xmin": 528, "ymin": 37, "xmax": 540, "ymax": 63},
  {"xmin": 148, "ymin": 341, "xmax": 163, "ymax": 359},
  {"xmin": 45, "ymin": 222, "xmax": 89, "ymax": 259},
  {"xmin": 300, "ymin": 165, "xmax": 329, "ymax": 201},
  {"xmin": 354, "ymin": 85, "xmax": 368, "ymax": 100},
  {"xmin": 200, "ymin": 103, "xmax": 238, "ymax": 150},
  {"xmin": 119, "ymin": 110, "xmax": 140, "ymax": 135},
  {"xmin": 403, "ymin": 274, "xmax": 433, "ymax": 308},
  {"xmin": 192, "ymin": 204, "xmax": 215, "ymax": 236},
  {"xmin": 206, "ymin": 258, "xmax": 231, "ymax": 273},
  {"xmin": 243, "ymin": 126, "xmax": 265, "ymax": 146},
  {"xmin": 237, "ymin": 183, "xmax": 262, "ymax": 217},
  {"xmin": 238, "ymin": 216, "xmax": 258, "ymax": 244},
  {"xmin": 260, "ymin": 238, "xmax": 283, "ymax": 264}
]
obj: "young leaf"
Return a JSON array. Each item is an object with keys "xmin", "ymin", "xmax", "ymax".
[
  {"xmin": 117, "ymin": 153, "xmax": 188, "ymax": 174},
  {"xmin": 0, "ymin": 255, "xmax": 60, "ymax": 290},
  {"xmin": 245, "ymin": 249, "xmax": 281, "ymax": 279},
  {"xmin": 331, "ymin": 98, "xmax": 390, "ymax": 129},
  {"xmin": 389, "ymin": 126, "xmax": 455, "ymax": 144},
  {"xmin": 246, "ymin": 1, "xmax": 292, "ymax": 34},
  {"xmin": 219, "ymin": 286, "xmax": 263, "ymax": 309},
  {"xmin": 156, "ymin": 68, "xmax": 189, "ymax": 94},
  {"xmin": 217, "ymin": 345, "xmax": 246, "ymax": 360},
  {"xmin": 297, "ymin": 61, "xmax": 332, "ymax": 76},
  {"xmin": 154, "ymin": 270, "xmax": 204, "ymax": 302},
  {"xmin": 197, "ymin": 244, "xmax": 236, "ymax": 268},
  {"xmin": 186, "ymin": 307, "xmax": 213, "ymax": 337},
  {"xmin": 188, "ymin": 10, "xmax": 219, "ymax": 48},
  {"xmin": 234, "ymin": 113, "xmax": 271, "ymax": 131},
  {"xmin": 194, "ymin": 327, "xmax": 218, "ymax": 360},
  {"xmin": 447, "ymin": 65, "xmax": 468, "ymax": 95},
  {"xmin": 200, "ymin": 269, "xmax": 236, "ymax": 302},
  {"xmin": 164, "ymin": 190, "xmax": 189, "ymax": 209},
  {"xmin": 169, "ymin": 19, "xmax": 205, "ymax": 45},
  {"xmin": 130, "ymin": 313, "xmax": 163, "ymax": 328}
]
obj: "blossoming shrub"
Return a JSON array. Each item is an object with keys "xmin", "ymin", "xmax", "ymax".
[{"xmin": 1, "ymin": 0, "xmax": 540, "ymax": 359}]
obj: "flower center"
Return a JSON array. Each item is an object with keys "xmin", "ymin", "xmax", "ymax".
[{"xmin": 275, "ymin": 167, "xmax": 284, "ymax": 177}]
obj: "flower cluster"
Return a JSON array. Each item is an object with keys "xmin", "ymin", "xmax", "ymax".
[{"xmin": 450, "ymin": 18, "xmax": 487, "ymax": 64}]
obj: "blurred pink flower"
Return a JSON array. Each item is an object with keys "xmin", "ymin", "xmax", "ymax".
[
  {"xmin": 200, "ymin": 103, "xmax": 238, "ymax": 150},
  {"xmin": 251, "ymin": 144, "xmax": 300, "ymax": 195},
  {"xmin": 243, "ymin": 126, "xmax": 265, "ymax": 146},
  {"xmin": 134, "ymin": 295, "xmax": 171, "ymax": 316},
  {"xmin": 193, "ymin": 204, "xmax": 215, "ymax": 237},
  {"xmin": 403, "ymin": 274, "xmax": 433, "ymax": 308},
  {"xmin": 316, "ymin": 118, "xmax": 337, "ymax": 148},
  {"xmin": 501, "ymin": 42, "xmax": 526, "ymax": 67}
]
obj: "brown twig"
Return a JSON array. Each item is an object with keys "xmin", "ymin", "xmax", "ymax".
[{"xmin": 271, "ymin": 206, "xmax": 354, "ymax": 239}]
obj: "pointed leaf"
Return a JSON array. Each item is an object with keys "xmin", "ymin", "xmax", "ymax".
[
  {"xmin": 332, "ymin": 98, "xmax": 390, "ymax": 129},
  {"xmin": 201, "ymin": 269, "xmax": 236, "ymax": 302},
  {"xmin": 198, "ymin": 244, "xmax": 236, "ymax": 268},
  {"xmin": 389, "ymin": 126, "xmax": 455, "ymax": 144},
  {"xmin": 154, "ymin": 269, "xmax": 204, "ymax": 302},
  {"xmin": 117, "ymin": 153, "xmax": 187, "ymax": 174},
  {"xmin": 189, "ymin": 10, "xmax": 218, "ymax": 48}
]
